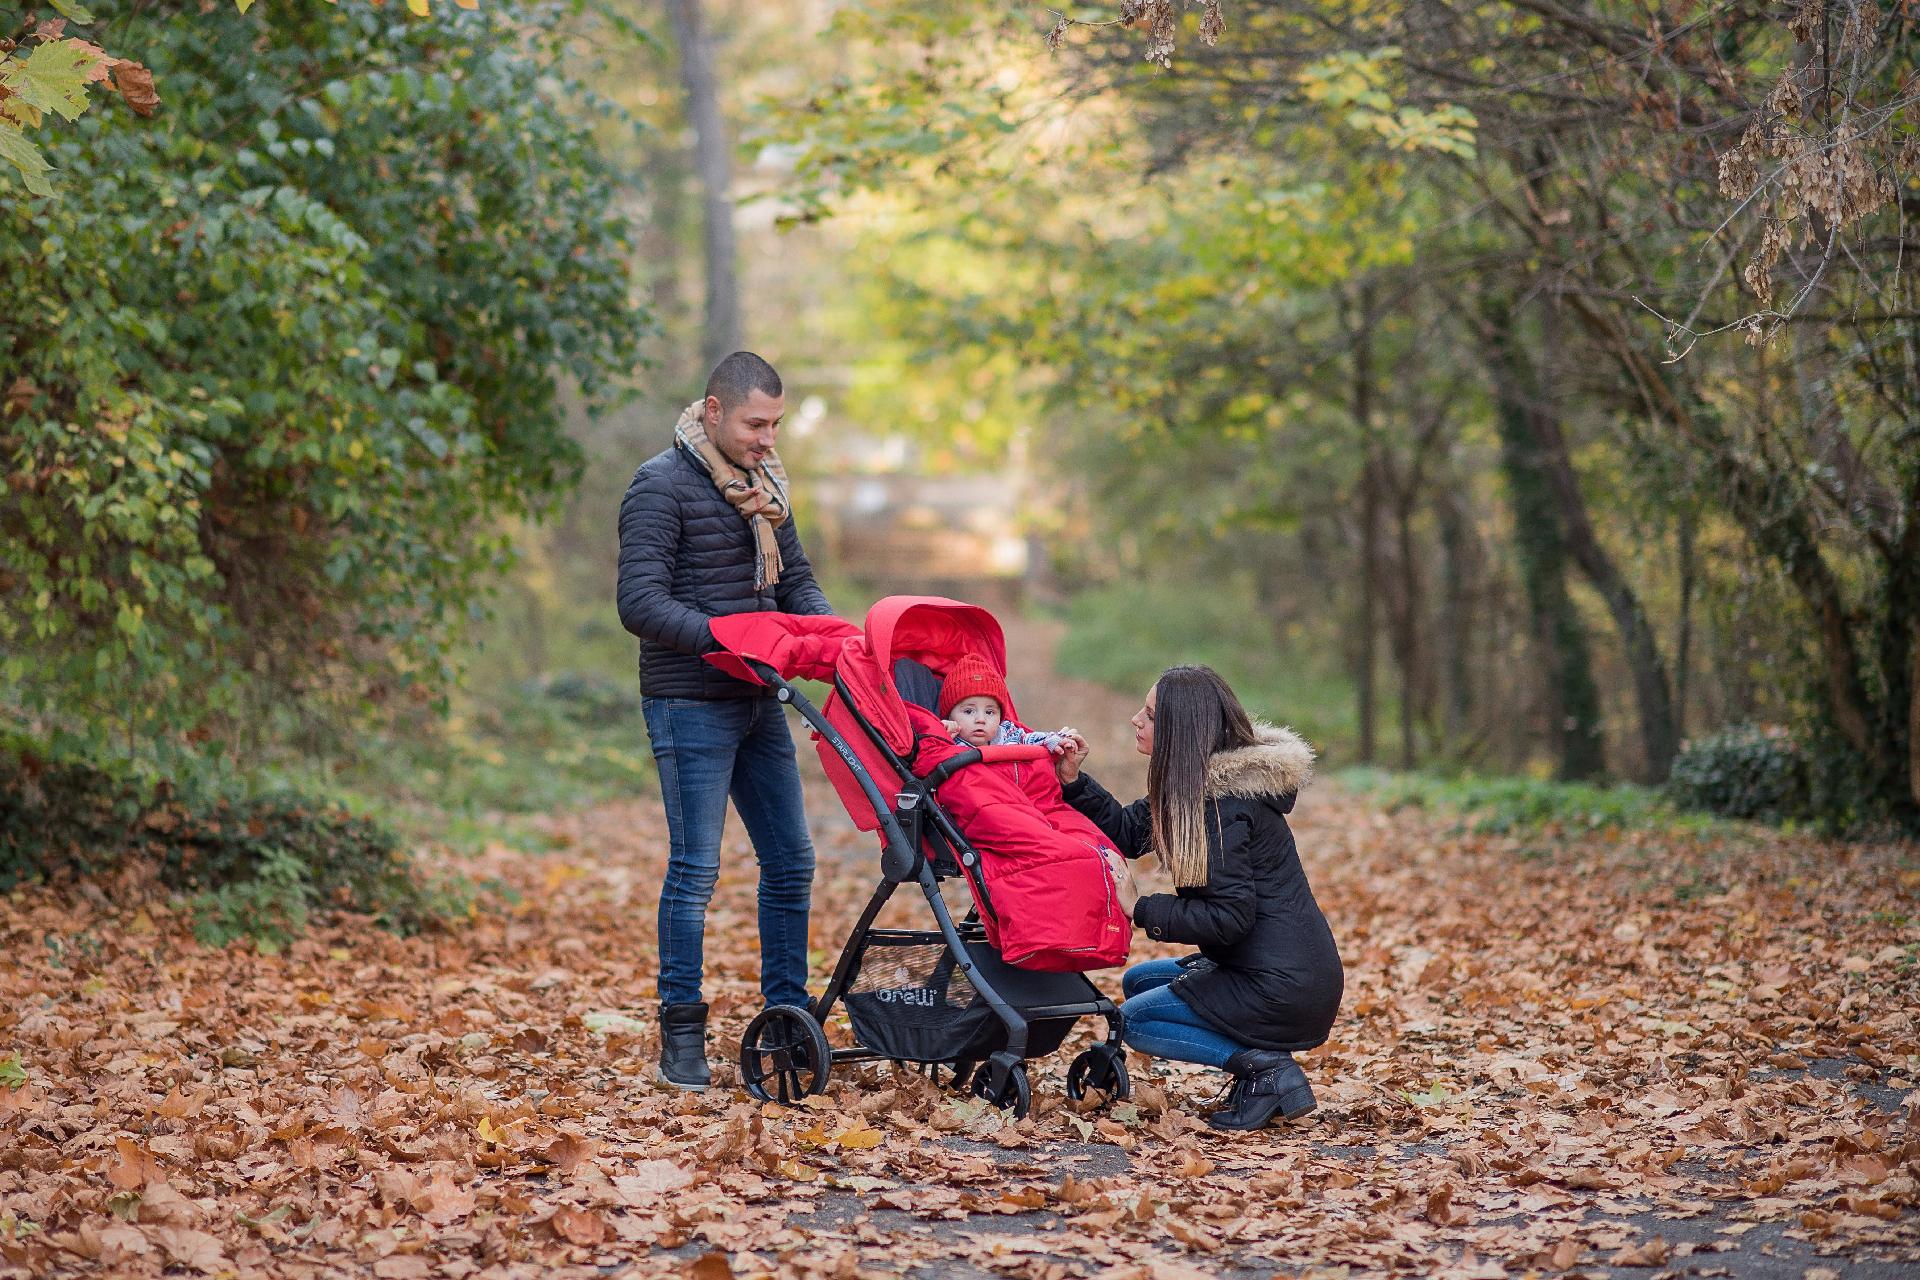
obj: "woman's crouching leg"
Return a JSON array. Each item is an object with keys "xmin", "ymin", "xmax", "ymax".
[{"xmin": 1118, "ymin": 983, "xmax": 1243, "ymax": 1069}]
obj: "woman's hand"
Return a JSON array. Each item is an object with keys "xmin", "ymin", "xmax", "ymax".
[
  {"xmin": 1105, "ymin": 850, "xmax": 1140, "ymax": 920},
  {"xmin": 1054, "ymin": 730, "xmax": 1090, "ymax": 784}
]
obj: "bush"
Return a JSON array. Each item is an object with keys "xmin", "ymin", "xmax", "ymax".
[
  {"xmin": 1, "ymin": 738, "xmax": 466, "ymax": 937},
  {"xmin": 1666, "ymin": 725, "xmax": 1809, "ymax": 822},
  {"xmin": 1340, "ymin": 767, "xmax": 1689, "ymax": 835},
  {"xmin": 2, "ymin": 2, "xmax": 643, "ymax": 759},
  {"xmin": 186, "ymin": 849, "xmax": 313, "ymax": 954}
]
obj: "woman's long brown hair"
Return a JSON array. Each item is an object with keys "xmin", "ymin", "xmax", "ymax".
[{"xmin": 1147, "ymin": 665, "xmax": 1258, "ymax": 888}]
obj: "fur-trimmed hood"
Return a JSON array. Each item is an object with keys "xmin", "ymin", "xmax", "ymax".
[{"xmin": 1206, "ymin": 723, "xmax": 1315, "ymax": 801}]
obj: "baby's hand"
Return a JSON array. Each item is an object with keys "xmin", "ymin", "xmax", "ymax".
[
  {"xmin": 1055, "ymin": 731, "xmax": 1090, "ymax": 783},
  {"xmin": 942, "ymin": 719, "xmax": 961, "ymax": 737}
]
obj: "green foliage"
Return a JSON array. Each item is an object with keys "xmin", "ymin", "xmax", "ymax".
[
  {"xmin": 762, "ymin": 0, "xmax": 1919, "ymax": 829},
  {"xmin": 1052, "ymin": 578, "xmax": 1362, "ymax": 759},
  {"xmin": 351, "ymin": 677, "xmax": 656, "ymax": 823},
  {"xmin": 1295, "ymin": 47, "xmax": 1477, "ymax": 157},
  {"xmin": 0, "ymin": 7, "xmax": 118, "ymax": 197},
  {"xmin": 0, "ymin": 1052, "xmax": 26, "ymax": 1089},
  {"xmin": 1667, "ymin": 724, "xmax": 1810, "ymax": 824},
  {"xmin": 0, "ymin": 732, "xmax": 469, "ymax": 936},
  {"xmin": 185, "ymin": 847, "xmax": 311, "ymax": 952},
  {"xmin": 1340, "ymin": 766, "xmax": 1701, "ymax": 836},
  {"xmin": 2, "ymin": 34, "xmax": 97, "ymax": 122},
  {"xmin": 1, "ymin": 1, "xmax": 643, "ymax": 768}
]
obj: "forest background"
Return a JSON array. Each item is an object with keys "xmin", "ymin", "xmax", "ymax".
[{"xmin": 1, "ymin": 0, "xmax": 1916, "ymax": 930}]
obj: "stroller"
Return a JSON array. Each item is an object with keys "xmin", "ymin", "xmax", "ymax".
[{"xmin": 702, "ymin": 596, "xmax": 1130, "ymax": 1118}]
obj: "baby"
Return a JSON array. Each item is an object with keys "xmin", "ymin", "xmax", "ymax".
[{"xmin": 937, "ymin": 654, "xmax": 1081, "ymax": 755}]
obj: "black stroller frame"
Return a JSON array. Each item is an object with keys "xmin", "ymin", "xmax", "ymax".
[{"xmin": 735, "ymin": 659, "xmax": 1130, "ymax": 1118}]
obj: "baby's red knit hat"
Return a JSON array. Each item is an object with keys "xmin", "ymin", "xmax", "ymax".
[{"xmin": 938, "ymin": 653, "xmax": 1013, "ymax": 720}]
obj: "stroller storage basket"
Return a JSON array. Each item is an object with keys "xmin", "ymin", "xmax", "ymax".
[{"xmin": 843, "ymin": 931, "xmax": 1080, "ymax": 1064}]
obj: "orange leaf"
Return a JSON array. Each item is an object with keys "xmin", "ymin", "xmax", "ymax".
[
  {"xmin": 422, "ymin": 1174, "xmax": 474, "ymax": 1225},
  {"xmin": 147, "ymin": 1226, "xmax": 227, "ymax": 1275},
  {"xmin": 549, "ymin": 1207, "xmax": 607, "ymax": 1246},
  {"xmin": 107, "ymin": 1137, "xmax": 161, "ymax": 1189}
]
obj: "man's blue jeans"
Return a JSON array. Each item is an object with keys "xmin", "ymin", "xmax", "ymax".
[
  {"xmin": 1119, "ymin": 957, "xmax": 1248, "ymax": 1069},
  {"xmin": 642, "ymin": 695, "xmax": 815, "ymax": 1008}
]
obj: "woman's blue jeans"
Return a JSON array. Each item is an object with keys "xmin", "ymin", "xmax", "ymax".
[
  {"xmin": 1119, "ymin": 957, "xmax": 1248, "ymax": 1069},
  {"xmin": 642, "ymin": 695, "xmax": 816, "ymax": 1008}
]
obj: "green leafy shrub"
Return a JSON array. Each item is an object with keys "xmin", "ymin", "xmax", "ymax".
[
  {"xmin": 1341, "ymin": 767, "xmax": 1693, "ymax": 835},
  {"xmin": 1666, "ymin": 725, "xmax": 1809, "ymax": 822},
  {"xmin": 2, "ymin": 736, "xmax": 465, "ymax": 936},
  {"xmin": 186, "ymin": 848, "xmax": 312, "ymax": 953},
  {"xmin": 524, "ymin": 671, "xmax": 636, "ymax": 730},
  {"xmin": 1, "ymin": 1, "xmax": 643, "ymax": 763}
]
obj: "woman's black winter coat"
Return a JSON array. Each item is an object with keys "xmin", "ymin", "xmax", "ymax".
[{"xmin": 1064, "ymin": 725, "xmax": 1343, "ymax": 1052}]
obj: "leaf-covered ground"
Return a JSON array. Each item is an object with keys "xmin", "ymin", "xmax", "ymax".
[{"xmin": 4, "ymin": 625, "xmax": 1918, "ymax": 1279}]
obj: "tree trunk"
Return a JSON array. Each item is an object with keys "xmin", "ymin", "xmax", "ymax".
[
  {"xmin": 666, "ymin": 0, "xmax": 741, "ymax": 370},
  {"xmin": 1481, "ymin": 300, "xmax": 1606, "ymax": 781},
  {"xmin": 1391, "ymin": 485, "xmax": 1421, "ymax": 769},
  {"xmin": 1351, "ymin": 285, "xmax": 1380, "ymax": 765},
  {"xmin": 1530, "ymin": 275, "xmax": 1886, "ymax": 780},
  {"xmin": 1357, "ymin": 455, "xmax": 1381, "ymax": 766},
  {"xmin": 1525, "ymin": 404, "xmax": 1680, "ymax": 781},
  {"xmin": 1910, "ymin": 613, "xmax": 1919, "ymax": 809},
  {"xmin": 1675, "ymin": 508, "xmax": 1695, "ymax": 742},
  {"xmin": 1437, "ymin": 484, "xmax": 1473, "ymax": 754}
]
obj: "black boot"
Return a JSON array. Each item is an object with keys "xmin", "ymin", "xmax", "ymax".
[
  {"xmin": 657, "ymin": 1002, "xmax": 711, "ymax": 1092},
  {"xmin": 1207, "ymin": 1049, "xmax": 1316, "ymax": 1130}
]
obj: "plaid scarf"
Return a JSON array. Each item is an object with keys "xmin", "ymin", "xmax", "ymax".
[{"xmin": 673, "ymin": 400, "xmax": 792, "ymax": 592}]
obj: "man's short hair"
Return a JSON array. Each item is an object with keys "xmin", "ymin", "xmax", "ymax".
[{"xmin": 705, "ymin": 351, "xmax": 782, "ymax": 413}]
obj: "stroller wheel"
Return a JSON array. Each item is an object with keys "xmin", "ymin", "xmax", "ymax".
[
  {"xmin": 1066, "ymin": 1045, "xmax": 1131, "ymax": 1104},
  {"xmin": 969, "ymin": 1057, "xmax": 1031, "ymax": 1119},
  {"xmin": 739, "ymin": 1005, "xmax": 832, "ymax": 1104}
]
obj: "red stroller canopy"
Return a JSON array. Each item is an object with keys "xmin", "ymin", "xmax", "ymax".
[{"xmin": 705, "ymin": 596, "xmax": 1021, "ymax": 830}]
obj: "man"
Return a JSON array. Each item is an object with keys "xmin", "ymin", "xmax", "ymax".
[{"xmin": 616, "ymin": 351, "xmax": 834, "ymax": 1090}]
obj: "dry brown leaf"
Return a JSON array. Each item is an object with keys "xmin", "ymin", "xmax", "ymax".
[
  {"xmin": 110, "ymin": 61, "xmax": 159, "ymax": 117},
  {"xmin": 422, "ymin": 1174, "xmax": 475, "ymax": 1225},
  {"xmin": 549, "ymin": 1207, "xmax": 608, "ymax": 1246},
  {"xmin": 145, "ymin": 1225, "xmax": 227, "ymax": 1275}
]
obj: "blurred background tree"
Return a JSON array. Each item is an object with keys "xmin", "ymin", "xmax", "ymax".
[
  {"xmin": 4, "ymin": 0, "xmax": 1913, "ymax": 855},
  {"xmin": 748, "ymin": 0, "xmax": 1916, "ymax": 830}
]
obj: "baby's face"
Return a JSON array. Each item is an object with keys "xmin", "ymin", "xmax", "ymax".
[{"xmin": 948, "ymin": 696, "xmax": 1004, "ymax": 747}]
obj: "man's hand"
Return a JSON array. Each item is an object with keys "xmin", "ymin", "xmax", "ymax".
[
  {"xmin": 1105, "ymin": 850, "xmax": 1139, "ymax": 920},
  {"xmin": 1055, "ymin": 730, "xmax": 1090, "ymax": 785}
]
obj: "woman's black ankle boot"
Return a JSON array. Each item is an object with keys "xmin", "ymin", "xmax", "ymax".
[
  {"xmin": 1207, "ymin": 1049, "xmax": 1316, "ymax": 1130},
  {"xmin": 657, "ymin": 1002, "xmax": 712, "ymax": 1091}
]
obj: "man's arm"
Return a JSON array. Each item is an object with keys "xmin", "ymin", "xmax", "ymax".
[
  {"xmin": 773, "ymin": 519, "xmax": 834, "ymax": 616},
  {"xmin": 616, "ymin": 465, "xmax": 718, "ymax": 654}
]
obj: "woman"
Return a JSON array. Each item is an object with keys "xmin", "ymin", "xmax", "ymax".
[{"xmin": 1057, "ymin": 666, "xmax": 1342, "ymax": 1130}]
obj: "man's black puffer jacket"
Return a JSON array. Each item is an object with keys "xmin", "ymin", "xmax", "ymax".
[{"xmin": 616, "ymin": 443, "xmax": 833, "ymax": 700}]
